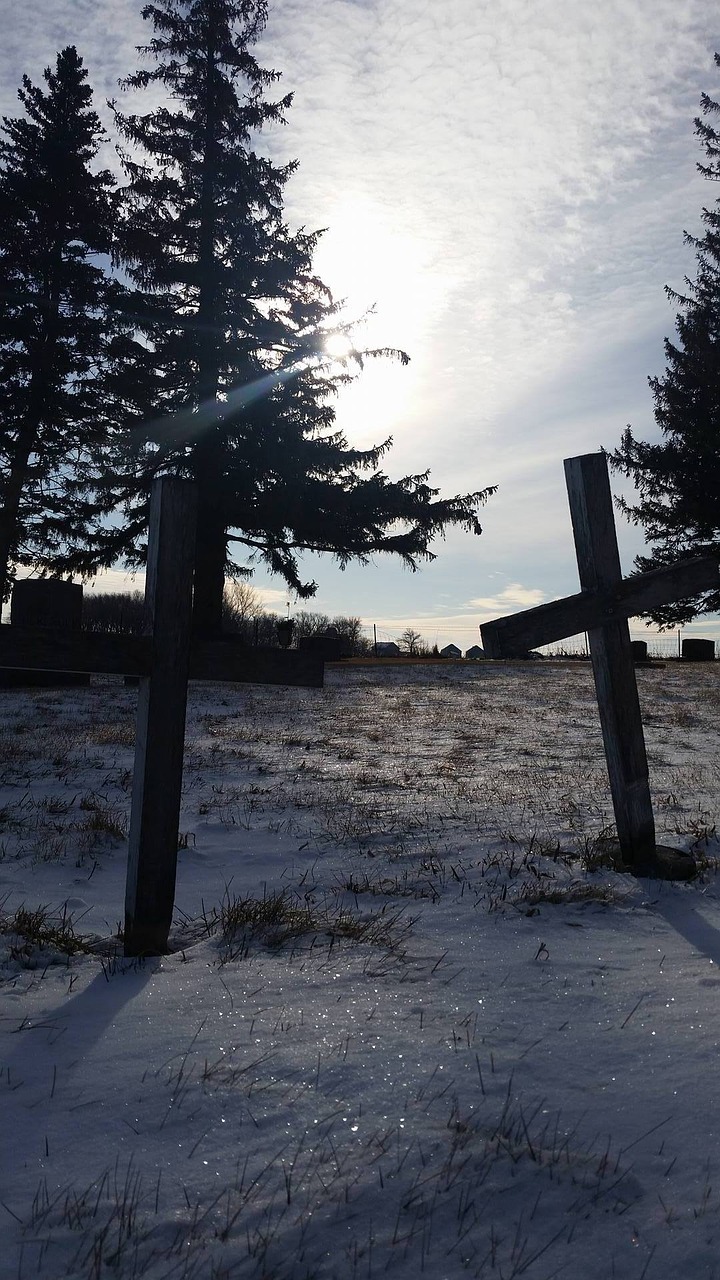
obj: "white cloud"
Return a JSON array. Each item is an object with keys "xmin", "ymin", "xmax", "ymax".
[
  {"xmin": 466, "ymin": 584, "xmax": 546, "ymax": 616},
  {"xmin": 84, "ymin": 569, "xmax": 144, "ymax": 594},
  {"xmin": 2, "ymin": 0, "xmax": 718, "ymax": 627},
  {"xmin": 254, "ymin": 586, "xmax": 292, "ymax": 610}
]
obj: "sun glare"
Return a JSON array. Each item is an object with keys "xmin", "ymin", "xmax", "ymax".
[
  {"xmin": 316, "ymin": 196, "xmax": 429, "ymax": 341},
  {"xmin": 323, "ymin": 331, "xmax": 354, "ymax": 361},
  {"xmin": 312, "ymin": 195, "xmax": 444, "ymax": 437}
]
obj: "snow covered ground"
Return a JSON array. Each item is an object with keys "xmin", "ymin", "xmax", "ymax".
[{"xmin": 1, "ymin": 659, "xmax": 720, "ymax": 1280}]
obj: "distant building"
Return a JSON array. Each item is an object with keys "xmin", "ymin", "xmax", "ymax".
[
  {"xmin": 375, "ymin": 641, "xmax": 400, "ymax": 656},
  {"xmin": 440, "ymin": 643, "xmax": 462, "ymax": 659},
  {"xmin": 465, "ymin": 645, "xmax": 485, "ymax": 660}
]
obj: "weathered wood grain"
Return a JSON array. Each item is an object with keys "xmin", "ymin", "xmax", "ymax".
[
  {"xmin": 190, "ymin": 642, "xmax": 324, "ymax": 688},
  {"xmin": 564, "ymin": 453, "xmax": 656, "ymax": 865},
  {"xmin": 0, "ymin": 625, "xmax": 151, "ymax": 675},
  {"xmin": 0, "ymin": 627, "xmax": 324, "ymax": 688},
  {"xmin": 480, "ymin": 555, "xmax": 718, "ymax": 658},
  {"xmin": 479, "ymin": 450, "xmax": 704, "ymax": 870},
  {"xmin": 124, "ymin": 478, "xmax": 197, "ymax": 957}
]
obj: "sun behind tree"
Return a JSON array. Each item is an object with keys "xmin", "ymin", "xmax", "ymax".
[{"xmin": 92, "ymin": 0, "xmax": 495, "ymax": 637}]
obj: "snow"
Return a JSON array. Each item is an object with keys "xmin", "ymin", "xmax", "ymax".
[{"xmin": 1, "ymin": 659, "xmax": 720, "ymax": 1279}]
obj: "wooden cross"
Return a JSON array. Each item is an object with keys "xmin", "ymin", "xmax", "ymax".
[
  {"xmin": 0, "ymin": 477, "xmax": 325, "ymax": 954},
  {"xmin": 480, "ymin": 452, "xmax": 719, "ymax": 877}
]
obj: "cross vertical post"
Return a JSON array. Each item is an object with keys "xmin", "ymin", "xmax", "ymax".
[
  {"xmin": 564, "ymin": 453, "xmax": 655, "ymax": 867},
  {"xmin": 124, "ymin": 477, "xmax": 197, "ymax": 956},
  {"xmin": 481, "ymin": 451, "xmax": 715, "ymax": 877}
]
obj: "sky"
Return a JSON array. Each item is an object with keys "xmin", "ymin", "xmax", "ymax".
[{"xmin": 2, "ymin": 0, "xmax": 720, "ymax": 650}]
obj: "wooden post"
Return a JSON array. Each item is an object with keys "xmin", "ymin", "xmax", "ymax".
[
  {"xmin": 481, "ymin": 452, "xmax": 715, "ymax": 877},
  {"xmin": 564, "ymin": 454, "xmax": 656, "ymax": 867},
  {"xmin": 479, "ymin": 553, "xmax": 718, "ymax": 656},
  {"xmin": 124, "ymin": 477, "xmax": 197, "ymax": 956},
  {"xmin": 0, "ymin": 479, "xmax": 326, "ymax": 939}
]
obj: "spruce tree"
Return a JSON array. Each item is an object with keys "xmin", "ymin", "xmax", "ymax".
[
  {"xmin": 0, "ymin": 47, "xmax": 119, "ymax": 601},
  {"xmin": 108, "ymin": 0, "xmax": 494, "ymax": 637},
  {"xmin": 611, "ymin": 54, "xmax": 720, "ymax": 624}
]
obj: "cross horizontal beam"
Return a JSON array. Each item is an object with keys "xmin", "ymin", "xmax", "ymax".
[
  {"xmin": 0, "ymin": 625, "xmax": 324, "ymax": 688},
  {"xmin": 480, "ymin": 554, "xmax": 719, "ymax": 658}
]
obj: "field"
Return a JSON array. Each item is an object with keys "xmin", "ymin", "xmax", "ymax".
[{"xmin": 1, "ymin": 659, "xmax": 720, "ymax": 1279}]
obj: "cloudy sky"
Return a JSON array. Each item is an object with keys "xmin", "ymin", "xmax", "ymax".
[{"xmin": 3, "ymin": 0, "xmax": 719, "ymax": 648}]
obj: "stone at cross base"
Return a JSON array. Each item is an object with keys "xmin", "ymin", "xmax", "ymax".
[{"xmin": 481, "ymin": 451, "xmax": 719, "ymax": 881}]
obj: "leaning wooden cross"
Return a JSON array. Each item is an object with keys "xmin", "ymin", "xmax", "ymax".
[
  {"xmin": 481, "ymin": 452, "xmax": 719, "ymax": 879},
  {"xmin": 0, "ymin": 477, "xmax": 325, "ymax": 955}
]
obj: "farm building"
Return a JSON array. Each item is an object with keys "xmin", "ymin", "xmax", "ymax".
[
  {"xmin": 440, "ymin": 643, "xmax": 462, "ymax": 658},
  {"xmin": 465, "ymin": 645, "xmax": 485, "ymax": 659},
  {"xmin": 375, "ymin": 642, "xmax": 401, "ymax": 656}
]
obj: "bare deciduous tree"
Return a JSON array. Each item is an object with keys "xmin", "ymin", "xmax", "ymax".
[{"xmin": 399, "ymin": 627, "xmax": 427, "ymax": 656}]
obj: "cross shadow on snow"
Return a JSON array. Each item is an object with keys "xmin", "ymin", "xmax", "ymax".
[
  {"xmin": 0, "ymin": 958, "xmax": 159, "ymax": 1195},
  {"xmin": 651, "ymin": 888, "xmax": 720, "ymax": 968},
  {"xmin": 4, "ymin": 955, "xmax": 158, "ymax": 1080}
]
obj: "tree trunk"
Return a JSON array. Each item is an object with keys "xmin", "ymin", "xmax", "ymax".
[
  {"xmin": 191, "ymin": 483, "xmax": 227, "ymax": 637},
  {"xmin": 189, "ymin": 16, "xmax": 225, "ymax": 639}
]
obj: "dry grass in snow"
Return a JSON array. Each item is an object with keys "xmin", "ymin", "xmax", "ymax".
[{"xmin": 0, "ymin": 660, "xmax": 720, "ymax": 1278}]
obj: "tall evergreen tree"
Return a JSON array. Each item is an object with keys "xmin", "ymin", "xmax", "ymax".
[
  {"xmin": 611, "ymin": 54, "xmax": 720, "ymax": 624},
  {"xmin": 0, "ymin": 46, "xmax": 119, "ymax": 601},
  {"xmin": 103, "ymin": 0, "xmax": 494, "ymax": 637}
]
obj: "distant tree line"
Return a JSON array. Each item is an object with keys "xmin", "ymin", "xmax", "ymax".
[
  {"xmin": 0, "ymin": 0, "xmax": 495, "ymax": 640},
  {"xmin": 80, "ymin": 585, "xmax": 448, "ymax": 655},
  {"xmin": 82, "ymin": 584, "xmax": 374, "ymax": 654},
  {"xmin": 82, "ymin": 591, "xmax": 146, "ymax": 636}
]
